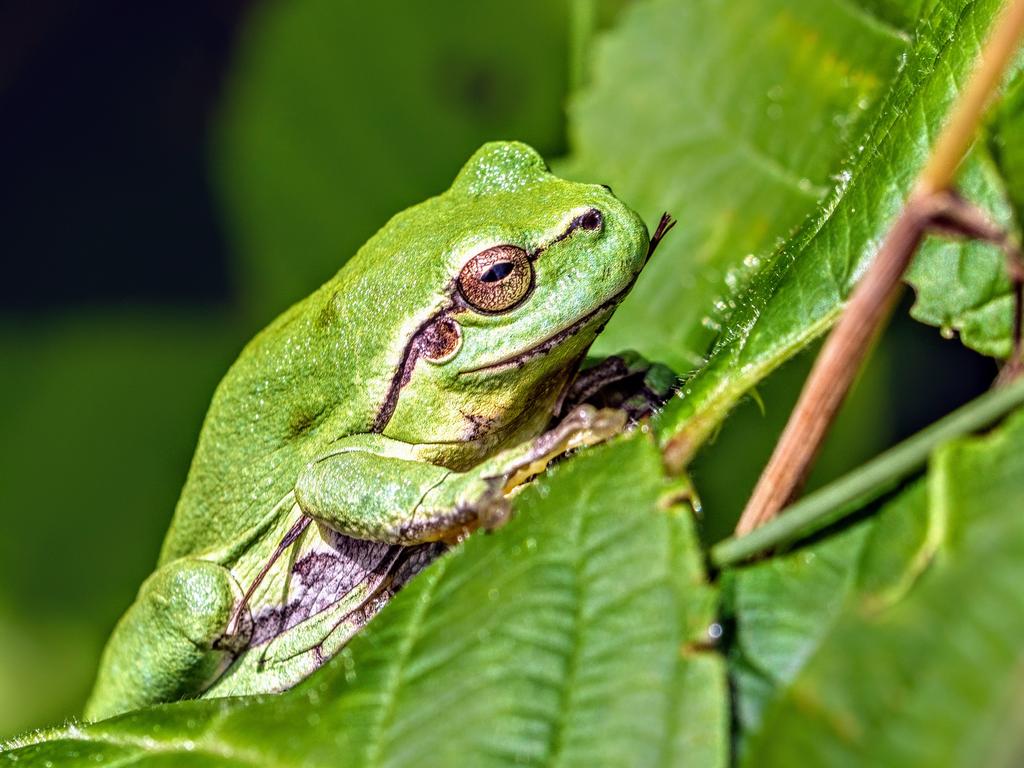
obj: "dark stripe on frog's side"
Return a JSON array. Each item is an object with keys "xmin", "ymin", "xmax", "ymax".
[
  {"xmin": 249, "ymin": 527, "xmax": 442, "ymax": 648},
  {"xmin": 304, "ymin": 543, "xmax": 443, "ymax": 665},
  {"xmin": 371, "ymin": 304, "xmax": 458, "ymax": 434}
]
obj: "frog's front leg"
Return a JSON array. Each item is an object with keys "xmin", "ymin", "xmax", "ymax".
[
  {"xmin": 558, "ymin": 350, "xmax": 679, "ymax": 422},
  {"xmin": 85, "ymin": 558, "xmax": 243, "ymax": 721},
  {"xmin": 297, "ymin": 405, "xmax": 625, "ymax": 544}
]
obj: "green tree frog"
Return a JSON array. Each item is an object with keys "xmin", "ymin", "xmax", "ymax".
[{"xmin": 85, "ymin": 142, "xmax": 675, "ymax": 721}]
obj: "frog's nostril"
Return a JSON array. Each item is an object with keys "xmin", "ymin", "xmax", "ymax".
[
  {"xmin": 599, "ymin": 184, "xmax": 614, "ymax": 195},
  {"xmin": 580, "ymin": 208, "xmax": 603, "ymax": 231}
]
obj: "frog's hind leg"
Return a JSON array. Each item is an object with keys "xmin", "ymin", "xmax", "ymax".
[{"xmin": 84, "ymin": 558, "xmax": 244, "ymax": 721}]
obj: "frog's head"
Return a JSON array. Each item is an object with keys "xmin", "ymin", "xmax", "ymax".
[{"xmin": 357, "ymin": 141, "xmax": 658, "ymax": 462}]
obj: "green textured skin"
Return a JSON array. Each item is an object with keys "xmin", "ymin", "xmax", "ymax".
[
  {"xmin": 85, "ymin": 142, "xmax": 650, "ymax": 721},
  {"xmin": 83, "ymin": 559, "xmax": 239, "ymax": 720}
]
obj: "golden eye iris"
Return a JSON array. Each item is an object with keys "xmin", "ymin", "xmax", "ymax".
[{"xmin": 457, "ymin": 245, "xmax": 533, "ymax": 313}]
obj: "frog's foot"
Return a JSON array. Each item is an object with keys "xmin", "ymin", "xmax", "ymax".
[
  {"xmin": 475, "ymin": 404, "xmax": 626, "ymax": 531},
  {"xmin": 85, "ymin": 558, "xmax": 243, "ymax": 721},
  {"xmin": 453, "ymin": 476, "xmax": 511, "ymax": 536},
  {"xmin": 296, "ymin": 406, "xmax": 626, "ymax": 546},
  {"xmin": 558, "ymin": 351, "xmax": 679, "ymax": 423},
  {"xmin": 436, "ymin": 405, "xmax": 628, "ymax": 534}
]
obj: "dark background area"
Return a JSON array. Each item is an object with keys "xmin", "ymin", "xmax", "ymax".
[
  {"xmin": 0, "ymin": 0, "xmax": 996, "ymax": 738},
  {"xmin": 0, "ymin": 1, "xmax": 249, "ymax": 734},
  {"xmin": 2, "ymin": 1, "xmax": 245, "ymax": 312}
]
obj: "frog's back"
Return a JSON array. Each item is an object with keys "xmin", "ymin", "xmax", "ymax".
[
  {"xmin": 160, "ymin": 207, "xmax": 455, "ymax": 562},
  {"xmin": 157, "ymin": 293, "xmax": 350, "ymax": 561},
  {"xmin": 159, "ymin": 142, "xmax": 577, "ymax": 562}
]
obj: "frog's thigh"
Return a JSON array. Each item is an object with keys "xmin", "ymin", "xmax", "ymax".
[
  {"xmin": 85, "ymin": 558, "xmax": 238, "ymax": 721},
  {"xmin": 296, "ymin": 437, "xmax": 495, "ymax": 545}
]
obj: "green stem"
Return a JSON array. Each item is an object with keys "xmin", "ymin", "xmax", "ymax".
[{"xmin": 710, "ymin": 376, "xmax": 1024, "ymax": 568}]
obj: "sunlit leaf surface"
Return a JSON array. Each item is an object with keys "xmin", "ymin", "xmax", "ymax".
[{"xmin": 5, "ymin": 437, "xmax": 727, "ymax": 768}]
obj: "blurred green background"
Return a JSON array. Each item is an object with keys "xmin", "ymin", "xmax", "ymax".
[{"xmin": 0, "ymin": 0, "xmax": 995, "ymax": 737}]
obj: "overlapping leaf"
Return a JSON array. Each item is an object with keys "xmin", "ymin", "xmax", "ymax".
[
  {"xmin": 4, "ymin": 437, "xmax": 726, "ymax": 768},
  {"xmin": 566, "ymin": 0, "xmax": 911, "ymax": 372},
  {"xmin": 738, "ymin": 409, "xmax": 1024, "ymax": 766},
  {"xmin": 566, "ymin": 0, "xmax": 1012, "ymax": 458}
]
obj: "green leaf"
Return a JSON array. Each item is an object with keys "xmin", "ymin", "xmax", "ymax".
[
  {"xmin": 731, "ymin": 523, "xmax": 870, "ymax": 735},
  {"xmin": 989, "ymin": 71, "xmax": 1024, "ymax": 224},
  {"xmin": 906, "ymin": 148, "xmax": 1016, "ymax": 359},
  {"xmin": 565, "ymin": 0, "xmax": 1009, "ymax": 458},
  {"xmin": 214, "ymin": 0, "xmax": 570, "ymax": 320},
  {"xmin": 740, "ymin": 408, "xmax": 1024, "ymax": 766},
  {"xmin": 4, "ymin": 437, "xmax": 727, "ymax": 768},
  {"xmin": 564, "ymin": 0, "xmax": 911, "ymax": 372},
  {"xmin": 728, "ymin": 480, "xmax": 934, "ymax": 741},
  {"xmin": 855, "ymin": 0, "xmax": 928, "ymax": 28},
  {"xmin": 909, "ymin": 69, "xmax": 1024, "ymax": 358}
]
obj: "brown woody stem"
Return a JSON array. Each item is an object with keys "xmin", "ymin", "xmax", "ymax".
[{"xmin": 735, "ymin": 0, "xmax": 1024, "ymax": 537}]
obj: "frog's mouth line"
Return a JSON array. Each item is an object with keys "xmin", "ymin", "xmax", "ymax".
[{"xmin": 456, "ymin": 285, "xmax": 629, "ymax": 376}]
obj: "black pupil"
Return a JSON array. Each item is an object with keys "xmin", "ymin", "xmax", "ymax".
[
  {"xmin": 481, "ymin": 262, "xmax": 514, "ymax": 282},
  {"xmin": 580, "ymin": 208, "xmax": 603, "ymax": 230}
]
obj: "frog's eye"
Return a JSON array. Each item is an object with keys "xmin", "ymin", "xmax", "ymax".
[{"xmin": 457, "ymin": 245, "xmax": 533, "ymax": 313}]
